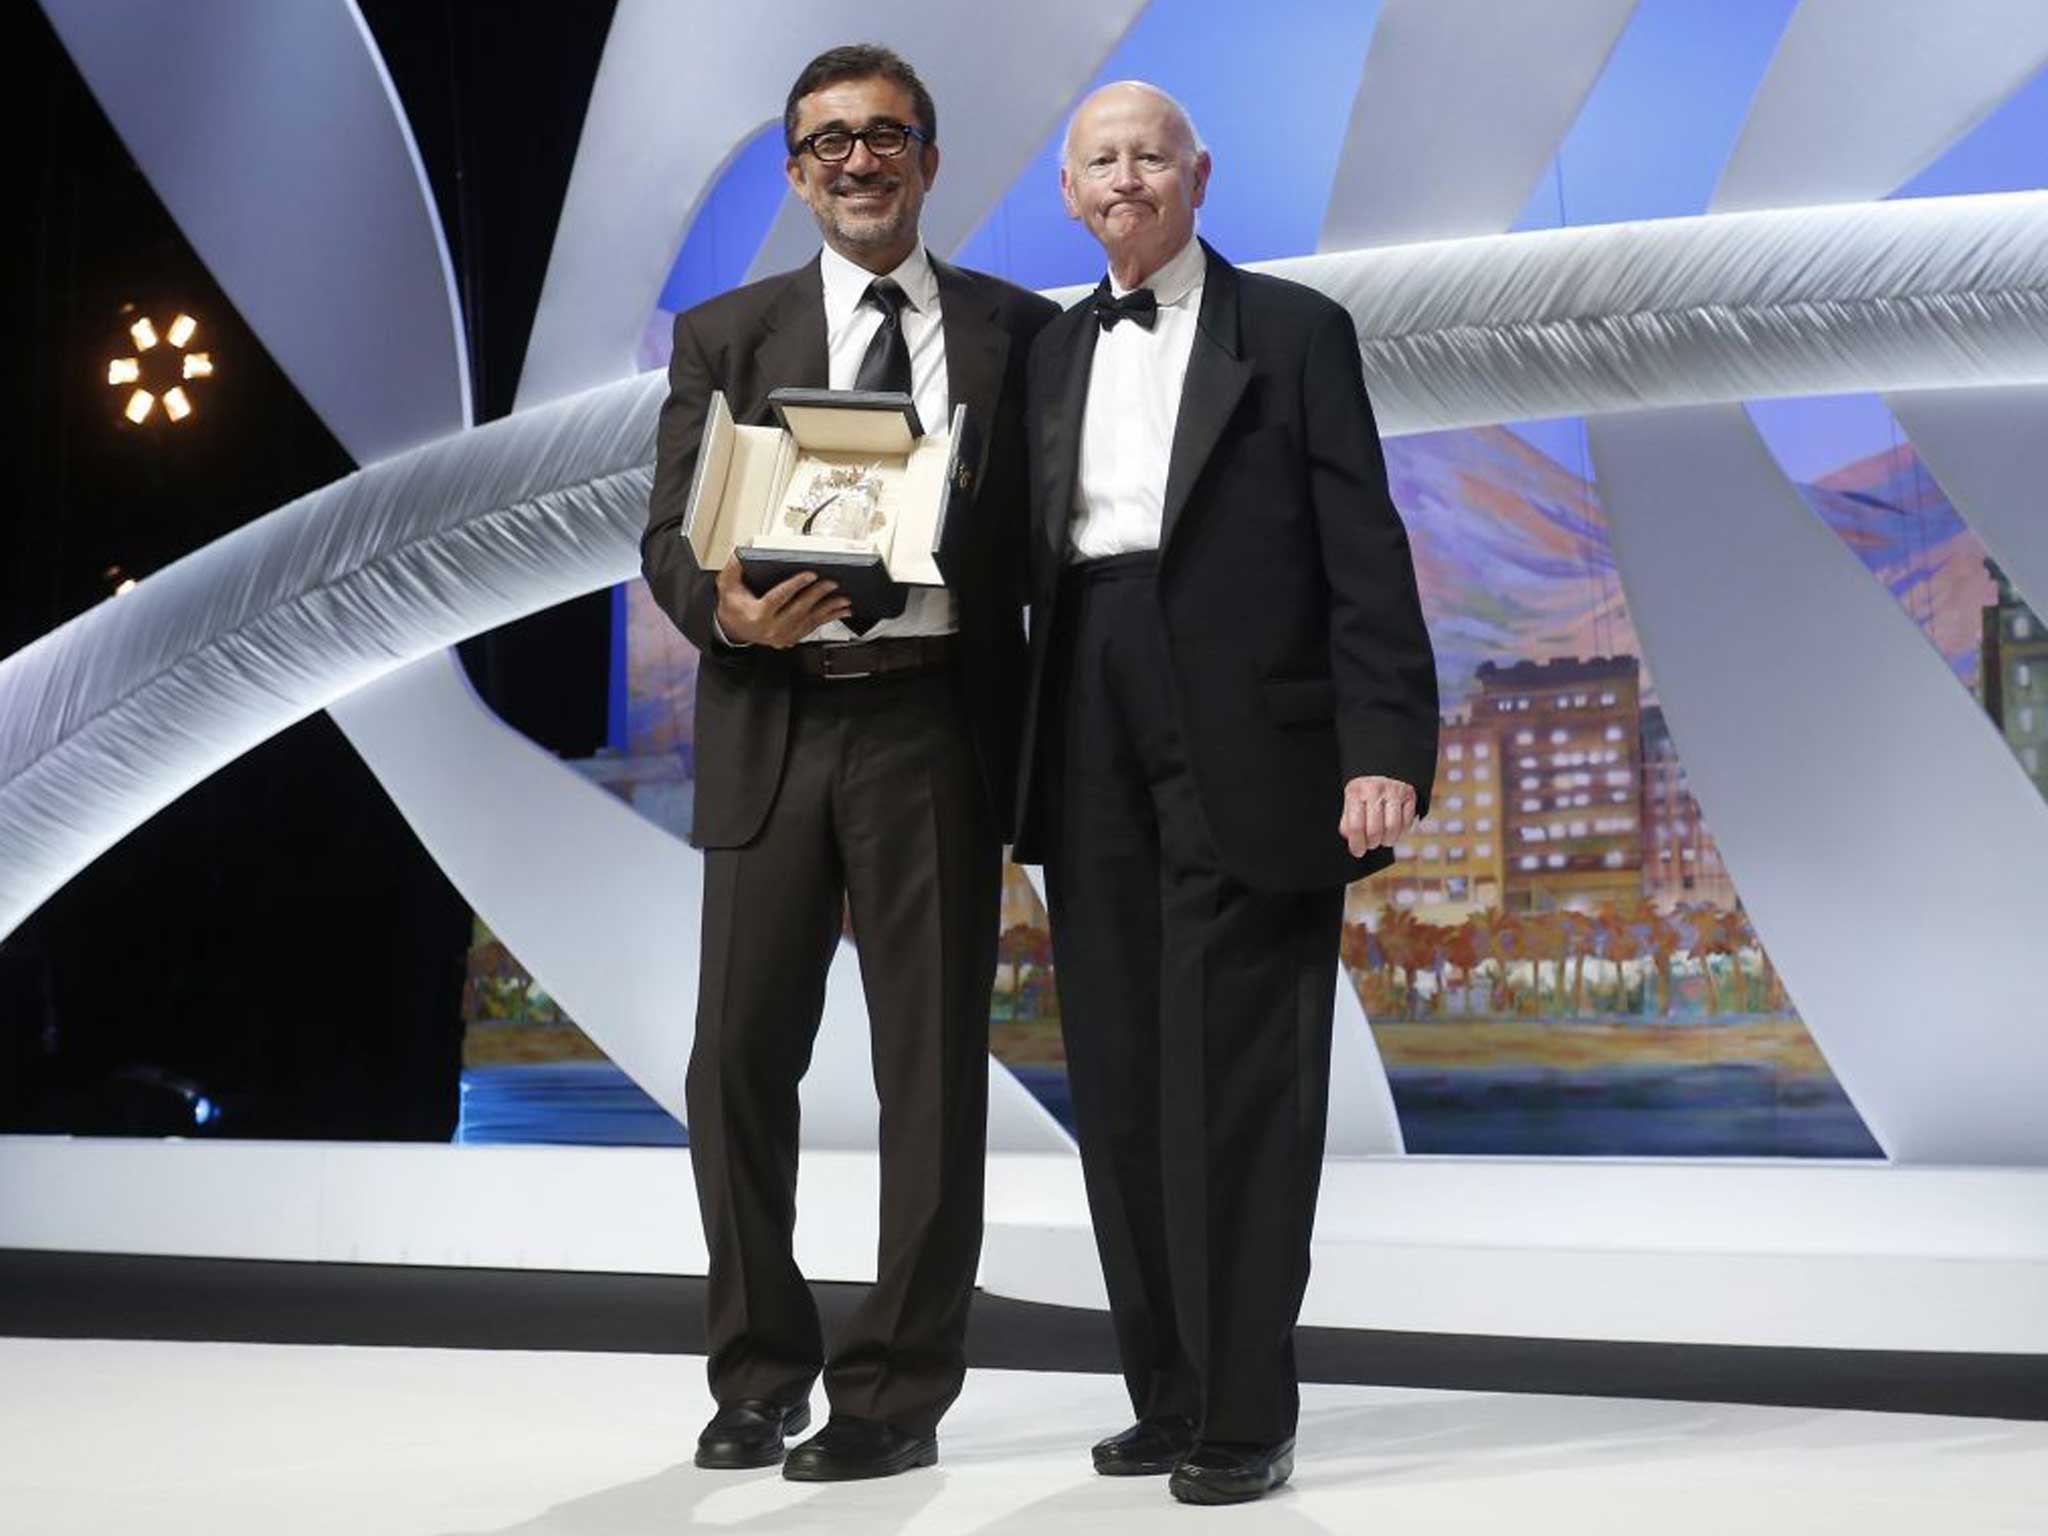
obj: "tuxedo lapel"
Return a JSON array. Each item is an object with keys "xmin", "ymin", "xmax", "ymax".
[
  {"xmin": 1037, "ymin": 302, "xmax": 1099, "ymax": 566},
  {"xmin": 932, "ymin": 260, "xmax": 1007, "ymax": 480},
  {"xmin": 1161, "ymin": 243, "xmax": 1251, "ymax": 553},
  {"xmin": 752, "ymin": 257, "xmax": 829, "ymax": 409}
]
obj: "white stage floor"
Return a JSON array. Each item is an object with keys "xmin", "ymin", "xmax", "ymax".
[{"xmin": 2, "ymin": 1338, "xmax": 2042, "ymax": 1535}]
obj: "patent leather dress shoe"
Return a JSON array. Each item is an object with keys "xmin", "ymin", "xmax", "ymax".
[
  {"xmin": 694, "ymin": 1399, "xmax": 811, "ymax": 1470},
  {"xmin": 1091, "ymin": 1416, "xmax": 1197, "ymax": 1476},
  {"xmin": 782, "ymin": 1416, "xmax": 938, "ymax": 1481},
  {"xmin": 1168, "ymin": 1439, "xmax": 1295, "ymax": 1505}
]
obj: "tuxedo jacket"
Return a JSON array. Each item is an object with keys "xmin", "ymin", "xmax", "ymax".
[
  {"xmin": 642, "ymin": 255, "xmax": 1058, "ymax": 848},
  {"xmin": 1011, "ymin": 243, "xmax": 1440, "ymax": 891}
]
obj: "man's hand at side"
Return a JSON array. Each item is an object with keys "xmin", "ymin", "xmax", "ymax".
[
  {"xmin": 1339, "ymin": 776, "xmax": 1418, "ymax": 856},
  {"xmin": 713, "ymin": 558, "xmax": 853, "ymax": 648}
]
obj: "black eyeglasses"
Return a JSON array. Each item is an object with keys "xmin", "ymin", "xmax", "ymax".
[{"xmin": 792, "ymin": 122, "xmax": 931, "ymax": 163}]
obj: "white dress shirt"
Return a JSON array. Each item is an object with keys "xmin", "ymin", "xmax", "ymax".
[
  {"xmin": 1068, "ymin": 236, "xmax": 1207, "ymax": 561},
  {"xmin": 809, "ymin": 241, "xmax": 956, "ymax": 640}
]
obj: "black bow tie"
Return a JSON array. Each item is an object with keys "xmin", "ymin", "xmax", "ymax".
[{"xmin": 1093, "ymin": 285, "xmax": 1159, "ymax": 332}]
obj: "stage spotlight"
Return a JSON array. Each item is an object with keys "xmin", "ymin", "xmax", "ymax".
[
  {"xmin": 114, "ymin": 578, "xmax": 137, "ymax": 596},
  {"xmin": 108, "ymin": 310, "xmax": 213, "ymax": 425}
]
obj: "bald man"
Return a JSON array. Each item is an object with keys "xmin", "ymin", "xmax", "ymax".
[{"xmin": 1011, "ymin": 83, "xmax": 1438, "ymax": 1506}]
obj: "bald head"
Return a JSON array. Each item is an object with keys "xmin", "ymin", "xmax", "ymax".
[
  {"xmin": 1062, "ymin": 82, "xmax": 1204, "ymax": 167},
  {"xmin": 1059, "ymin": 80, "xmax": 1211, "ymax": 288}
]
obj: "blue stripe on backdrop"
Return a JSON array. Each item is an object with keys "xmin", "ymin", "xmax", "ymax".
[
  {"xmin": 1892, "ymin": 62, "xmax": 2048, "ymax": 199},
  {"xmin": 952, "ymin": 0, "xmax": 1385, "ymax": 289},
  {"xmin": 606, "ymin": 581, "xmax": 630, "ymax": 753},
  {"xmin": 657, "ymin": 120, "xmax": 791, "ymax": 315},
  {"xmin": 1513, "ymin": 0, "xmax": 1801, "ymax": 231}
]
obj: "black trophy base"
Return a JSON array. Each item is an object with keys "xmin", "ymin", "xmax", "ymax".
[{"xmin": 737, "ymin": 546, "xmax": 908, "ymax": 635}]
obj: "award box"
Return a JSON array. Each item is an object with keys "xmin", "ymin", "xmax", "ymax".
[{"xmin": 681, "ymin": 387, "xmax": 978, "ymax": 632}]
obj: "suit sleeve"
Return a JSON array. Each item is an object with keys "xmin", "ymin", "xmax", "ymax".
[
  {"xmin": 1001, "ymin": 295, "xmax": 1063, "ymax": 610},
  {"xmin": 642, "ymin": 308, "xmax": 752, "ymax": 664},
  {"xmin": 1303, "ymin": 304, "xmax": 1440, "ymax": 816}
]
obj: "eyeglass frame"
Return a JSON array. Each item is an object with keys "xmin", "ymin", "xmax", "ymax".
[{"xmin": 790, "ymin": 121, "xmax": 933, "ymax": 163}]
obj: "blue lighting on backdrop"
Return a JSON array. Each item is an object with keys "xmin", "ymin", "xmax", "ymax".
[
  {"xmin": 1513, "ymin": 0, "xmax": 1801, "ymax": 232},
  {"xmin": 1893, "ymin": 61, "xmax": 2048, "ymax": 200},
  {"xmin": 953, "ymin": 0, "xmax": 1385, "ymax": 287},
  {"xmin": 658, "ymin": 120, "xmax": 789, "ymax": 315}
]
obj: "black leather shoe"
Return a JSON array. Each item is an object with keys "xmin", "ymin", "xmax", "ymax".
[
  {"xmin": 694, "ymin": 1399, "xmax": 811, "ymax": 1470},
  {"xmin": 1168, "ymin": 1439, "xmax": 1295, "ymax": 1505},
  {"xmin": 1091, "ymin": 1415, "xmax": 1196, "ymax": 1476},
  {"xmin": 781, "ymin": 1416, "xmax": 938, "ymax": 1481}
]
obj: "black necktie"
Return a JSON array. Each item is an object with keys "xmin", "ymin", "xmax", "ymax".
[
  {"xmin": 1093, "ymin": 284, "xmax": 1159, "ymax": 332},
  {"xmin": 855, "ymin": 277, "xmax": 914, "ymax": 395}
]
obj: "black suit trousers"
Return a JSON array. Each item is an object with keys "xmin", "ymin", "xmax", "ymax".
[
  {"xmin": 686, "ymin": 667, "xmax": 999, "ymax": 1435},
  {"xmin": 1043, "ymin": 557, "xmax": 1343, "ymax": 1447}
]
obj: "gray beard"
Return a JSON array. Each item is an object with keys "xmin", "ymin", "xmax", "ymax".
[{"xmin": 814, "ymin": 190, "xmax": 912, "ymax": 253}]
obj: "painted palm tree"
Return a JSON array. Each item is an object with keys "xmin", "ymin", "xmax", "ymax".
[
  {"xmin": 1377, "ymin": 905, "xmax": 1424, "ymax": 1019},
  {"xmin": 1593, "ymin": 904, "xmax": 1633, "ymax": 1013},
  {"xmin": 1445, "ymin": 921, "xmax": 1481, "ymax": 1016},
  {"xmin": 1726, "ymin": 905, "xmax": 1778, "ymax": 1011},
  {"xmin": 1558, "ymin": 909, "xmax": 1598, "ymax": 1017},
  {"xmin": 1522, "ymin": 909, "xmax": 1567, "ymax": 1017},
  {"xmin": 1634, "ymin": 902, "xmax": 1681, "ymax": 1018},
  {"xmin": 995, "ymin": 922, "xmax": 1052, "ymax": 1023},
  {"xmin": 1339, "ymin": 919, "xmax": 1382, "ymax": 1013},
  {"xmin": 1689, "ymin": 905, "xmax": 1739, "ymax": 1015},
  {"xmin": 1420, "ymin": 921, "xmax": 1455, "ymax": 1017},
  {"xmin": 1605, "ymin": 899, "xmax": 1671, "ymax": 1018},
  {"xmin": 1473, "ymin": 907, "xmax": 1527, "ymax": 1015}
]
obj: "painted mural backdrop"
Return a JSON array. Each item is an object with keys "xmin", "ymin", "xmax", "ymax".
[{"xmin": 459, "ymin": 406, "xmax": 2042, "ymax": 1155}]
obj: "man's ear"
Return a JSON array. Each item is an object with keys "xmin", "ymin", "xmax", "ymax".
[
  {"xmin": 1059, "ymin": 163, "xmax": 1081, "ymax": 221},
  {"xmin": 1189, "ymin": 150, "xmax": 1212, "ymax": 211},
  {"xmin": 785, "ymin": 154, "xmax": 806, "ymax": 199},
  {"xmin": 921, "ymin": 141, "xmax": 941, "ymax": 190}
]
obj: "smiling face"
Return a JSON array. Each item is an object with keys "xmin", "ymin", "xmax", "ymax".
[
  {"xmin": 1060, "ymin": 84, "xmax": 1210, "ymax": 288},
  {"xmin": 784, "ymin": 74, "xmax": 939, "ymax": 274}
]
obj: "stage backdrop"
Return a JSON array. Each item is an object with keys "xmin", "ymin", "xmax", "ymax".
[
  {"xmin": 455, "ymin": 1, "xmax": 2044, "ymax": 1158},
  {"xmin": 22, "ymin": 0, "xmax": 2045, "ymax": 1163}
]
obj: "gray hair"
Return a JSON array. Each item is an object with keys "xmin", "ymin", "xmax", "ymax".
[{"xmin": 1060, "ymin": 81, "xmax": 1207, "ymax": 167}]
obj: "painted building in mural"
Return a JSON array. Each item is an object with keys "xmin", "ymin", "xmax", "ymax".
[
  {"xmin": 1981, "ymin": 560, "xmax": 2048, "ymax": 799},
  {"xmin": 1387, "ymin": 716, "xmax": 1502, "ymax": 922},
  {"xmin": 1476, "ymin": 656, "xmax": 1644, "ymax": 914},
  {"xmin": 1394, "ymin": 663, "xmax": 1743, "ymax": 920},
  {"xmin": 1640, "ymin": 705, "xmax": 1735, "ymax": 910}
]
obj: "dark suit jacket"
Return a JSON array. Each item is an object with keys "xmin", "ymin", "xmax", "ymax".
[
  {"xmin": 643, "ymin": 255, "xmax": 1058, "ymax": 848},
  {"xmin": 1012, "ymin": 242, "xmax": 1439, "ymax": 891}
]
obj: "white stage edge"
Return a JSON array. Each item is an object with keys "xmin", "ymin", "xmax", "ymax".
[
  {"xmin": 5, "ymin": 1137, "xmax": 2045, "ymax": 1354},
  {"xmin": 11, "ymin": 1339, "xmax": 2045, "ymax": 1536}
]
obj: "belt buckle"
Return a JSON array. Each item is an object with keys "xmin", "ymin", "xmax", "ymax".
[{"xmin": 819, "ymin": 643, "xmax": 874, "ymax": 680}]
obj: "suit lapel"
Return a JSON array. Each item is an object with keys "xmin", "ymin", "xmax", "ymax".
[
  {"xmin": 1160, "ymin": 242, "xmax": 1251, "ymax": 552},
  {"xmin": 931, "ymin": 259, "xmax": 1007, "ymax": 479},
  {"xmin": 753, "ymin": 256, "xmax": 829, "ymax": 407},
  {"xmin": 1037, "ymin": 301, "xmax": 1099, "ymax": 566}
]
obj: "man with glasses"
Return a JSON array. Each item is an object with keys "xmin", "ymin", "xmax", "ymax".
[
  {"xmin": 1012, "ymin": 82, "xmax": 1438, "ymax": 1505},
  {"xmin": 642, "ymin": 44, "xmax": 1056, "ymax": 1481}
]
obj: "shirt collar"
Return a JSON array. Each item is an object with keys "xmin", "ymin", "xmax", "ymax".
[
  {"xmin": 1107, "ymin": 235, "xmax": 1206, "ymax": 306},
  {"xmin": 820, "ymin": 240, "xmax": 939, "ymax": 327}
]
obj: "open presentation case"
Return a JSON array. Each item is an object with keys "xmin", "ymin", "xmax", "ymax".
[{"xmin": 681, "ymin": 387, "xmax": 978, "ymax": 632}]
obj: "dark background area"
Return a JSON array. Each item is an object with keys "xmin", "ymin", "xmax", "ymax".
[{"xmin": 2, "ymin": 2, "xmax": 621, "ymax": 1140}]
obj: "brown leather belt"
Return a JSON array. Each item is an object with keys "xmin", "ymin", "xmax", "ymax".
[{"xmin": 791, "ymin": 634, "xmax": 956, "ymax": 681}]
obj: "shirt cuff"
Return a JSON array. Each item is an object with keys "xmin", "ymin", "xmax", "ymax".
[{"xmin": 711, "ymin": 614, "xmax": 750, "ymax": 649}]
